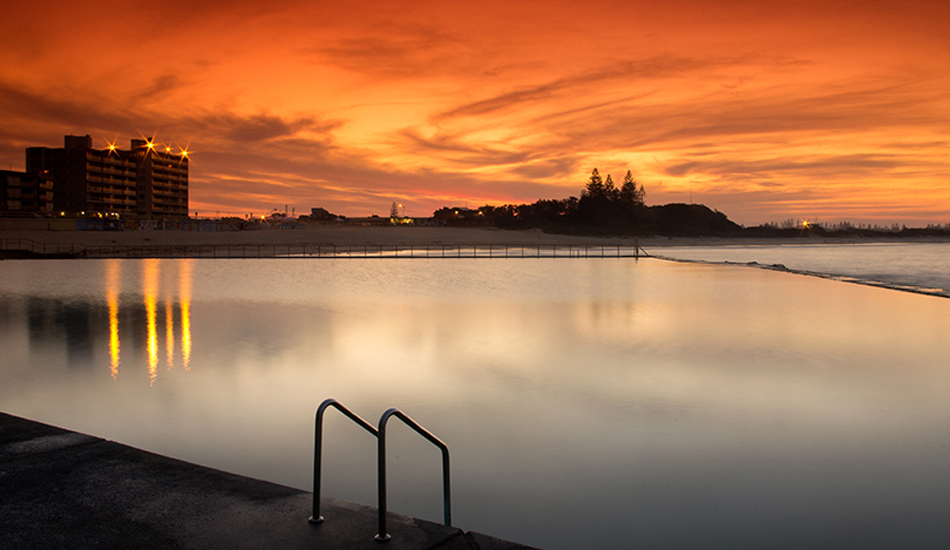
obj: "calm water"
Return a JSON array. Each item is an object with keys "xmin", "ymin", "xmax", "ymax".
[{"xmin": 2, "ymin": 252, "xmax": 950, "ymax": 549}]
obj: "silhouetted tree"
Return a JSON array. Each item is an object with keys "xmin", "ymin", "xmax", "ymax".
[
  {"xmin": 583, "ymin": 168, "xmax": 605, "ymax": 198},
  {"xmin": 579, "ymin": 169, "xmax": 622, "ymax": 225},
  {"xmin": 604, "ymin": 174, "xmax": 620, "ymax": 202},
  {"xmin": 620, "ymin": 171, "xmax": 637, "ymax": 204},
  {"xmin": 620, "ymin": 170, "xmax": 646, "ymax": 206}
]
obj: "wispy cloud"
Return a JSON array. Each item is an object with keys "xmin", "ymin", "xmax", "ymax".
[
  {"xmin": 1, "ymin": 0, "xmax": 949, "ymax": 224},
  {"xmin": 205, "ymin": 113, "xmax": 335, "ymax": 143},
  {"xmin": 665, "ymin": 153, "xmax": 906, "ymax": 179},
  {"xmin": 311, "ymin": 24, "xmax": 466, "ymax": 79},
  {"xmin": 130, "ymin": 75, "xmax": 185, "ymax": 102}
]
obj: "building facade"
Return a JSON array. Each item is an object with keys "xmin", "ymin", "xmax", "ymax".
[
  {"xmin": 24, "ymin": 134, "xmax": 188, "ymax": 219},
  {"xmin": 0, "ymin": 170, "xmax": 54, "ymax": 215},
  {"xmin": 130, "ymin": 139, "xmax": 189, "ymax": 218}
]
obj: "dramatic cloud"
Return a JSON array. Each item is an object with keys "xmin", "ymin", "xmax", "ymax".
[{"xmin": 1, "ymin": 0, "xmax": 948, "ymax": 225}]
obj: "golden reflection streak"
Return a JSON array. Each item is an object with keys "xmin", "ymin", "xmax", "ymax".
[
  {"xmin": 180, "ymin": 260, "xmax": 192, "ymax": 370},
  {"xmin": 106, "ymin": 260, "xmax": 121, "ymax": 379},
  {"xmin": 166, "ymin": 294, "xmax": 175, "ymax": 369},
  {"xmin": 143, "ymin": 259, "xmax": 160, "ymax": 386}
]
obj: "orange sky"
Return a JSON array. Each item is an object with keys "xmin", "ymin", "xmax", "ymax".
[{"xmin": 1, "ymin": 0, "xmax": 948, "ymax": 225}]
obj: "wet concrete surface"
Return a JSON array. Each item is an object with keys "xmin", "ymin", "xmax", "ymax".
[{"xmin": 0, "ymin": 412, "xmax": 540, "ymax": 550}]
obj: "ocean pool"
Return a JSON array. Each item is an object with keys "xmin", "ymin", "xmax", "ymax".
[{"xmin": 2, "ymin": 256, "xmax": 949, "ymax": 549}]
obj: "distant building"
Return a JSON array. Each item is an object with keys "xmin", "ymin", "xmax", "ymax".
[
  {"xmin": 130, "ymin": 139, "xmax": 189, "ymax": 219},
  {"xmin": 27, "ymin": 135, "xmax": 137, "ymax": 217},
  {"xmin": 0, "ymin": 170, "xmax": 54, "ymax": 215},
  {"xmin": 24, "ymin": 134, "xmax": 188, "ymax": 219},
  {"xmin": 309, "ymin": 207, "xmax": 334, "ymax": 221},
  {"xmin": 432, "ymin": 206, "xmax": 489, "ymax": 226}
]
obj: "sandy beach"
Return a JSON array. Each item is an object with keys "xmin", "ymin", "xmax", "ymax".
[
  {"xmin": 4, "ymin": 222, "xmax": 939, "ymax": 251},
  {"xmin": 1, "ymin": 224, "xmax": 623, "ymax": 248}
]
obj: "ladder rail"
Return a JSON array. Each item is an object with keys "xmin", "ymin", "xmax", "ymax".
[
  {"xmin": 375, "ymin": 407, "xmax": 451, "ymax": 542},
  {"xmin": 309, "ymin": 398, "xmax": 379, "ymax": 524},
  {"xmin": 308, "ymin": 399, "xmax": 452, "ymax": 544}
]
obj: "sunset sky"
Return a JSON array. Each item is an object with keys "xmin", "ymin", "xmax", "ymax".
[{"xmin": 1, "ymin": 0, "xmax": 947, "ymax": 225}]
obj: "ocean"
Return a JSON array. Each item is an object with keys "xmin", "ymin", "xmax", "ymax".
[{"xmin": 647, "ymin": 241, "xmax": 950, "ymax": 297}]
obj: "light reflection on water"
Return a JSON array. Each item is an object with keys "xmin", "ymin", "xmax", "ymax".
[
  {"xmin": 98, "ymin": 259, "xmax": 195, "ymax": 384},
  {"xmin": 106, "ymin": 261, "xmax": 120, "ymax": 378},
  {"xmin": 1, "ymin": 257, "xmax": 950, "ymax": 549}
]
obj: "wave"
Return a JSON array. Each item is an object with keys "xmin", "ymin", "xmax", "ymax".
[{"xmin": 648, "ymin": 243, "xmax": 950, "ymax": 299}]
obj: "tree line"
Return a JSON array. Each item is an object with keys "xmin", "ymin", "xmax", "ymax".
[
  {"xmin": 434, "ymin": 168, "xmax": 742, "ymax": 236},
  {"xmin": 582, "ymin": 168, "xmax": 645, "ymax": 205}
]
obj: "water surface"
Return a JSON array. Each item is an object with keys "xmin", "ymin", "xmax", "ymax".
[
  {"xmin": 649, "ymin": 241, "xmax": 950, "ymax": 296},
  {"xmin": 2, "ymin": 256, "xmax": 949, "ymax": 549}
]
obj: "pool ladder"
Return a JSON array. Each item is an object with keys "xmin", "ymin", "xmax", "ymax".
[{"xmin": 308, "ymin": 398, "xmax": 451, "ymax": 543}]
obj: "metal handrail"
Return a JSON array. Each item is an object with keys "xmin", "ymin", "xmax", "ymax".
[
  {"xmin": 375, "ymin": 408, "xmax": 451, "ymax": 543},
  {"xmin": 309, "ymin": 398, "xmax": 378, "ymax": 524}
]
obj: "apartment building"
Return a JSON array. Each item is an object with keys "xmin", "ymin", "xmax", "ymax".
[
  {"xmin": 23, "ymin": 134, "xmax": 188, "ymax": 219},
  {"xmin": 0, "ymin": 170, "xmax": 54, "ymax": 214}
]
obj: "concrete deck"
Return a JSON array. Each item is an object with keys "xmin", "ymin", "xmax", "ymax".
[{"xmin": 0, "ymin": 412, "xmax": 541, "ymax": 550}]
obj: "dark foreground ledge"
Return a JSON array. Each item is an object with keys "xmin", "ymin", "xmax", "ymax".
[{"xmin": 0, "ymin": 412, "xmax": 541, "ymax": 550}]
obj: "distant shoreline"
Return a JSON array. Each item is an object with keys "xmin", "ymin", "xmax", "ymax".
[{"xmin": 2, "ymin": 225, "xmax": 949, "ymax": 251}]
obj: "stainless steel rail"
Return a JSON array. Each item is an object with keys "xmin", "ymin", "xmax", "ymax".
[
  {"xmin": 308, "ymin": 400, "xmax": 452, "ymax": 544},
  {"xmin": 309, "ymin": 398, "xmax": 378, "ymax": 524},
  {"xmin": 375, "ymin": 407, "xmax": 451, "ymax": 543}
]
